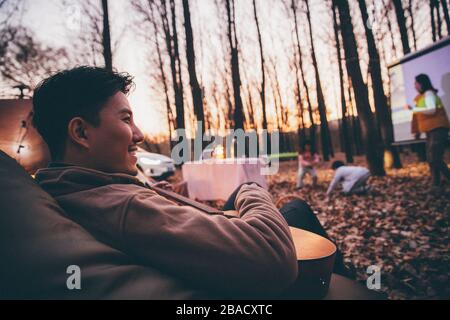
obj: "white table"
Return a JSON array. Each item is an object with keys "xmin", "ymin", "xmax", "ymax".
[{"xmin": 182, "ymin": 158, "xmax": 268, "ymax": 201}]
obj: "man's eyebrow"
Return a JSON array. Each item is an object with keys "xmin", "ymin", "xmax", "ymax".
[{"xmin": 118, "ymin": 108, "xmax": 133, "ymax": 115}]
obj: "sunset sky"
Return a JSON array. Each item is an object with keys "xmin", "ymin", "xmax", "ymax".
[{"xmin": 1, "ymin": 0, "xmax": 440, "ymax": 137}]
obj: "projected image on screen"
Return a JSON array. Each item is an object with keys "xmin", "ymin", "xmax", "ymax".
[{"xmin": 389, "ymin": 39, "xmax": 450, "ymax": 143}]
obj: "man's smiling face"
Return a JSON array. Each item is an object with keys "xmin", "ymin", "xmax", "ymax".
[{"xmin": 81, "ymin": 91, "xmax": 144, "ymax": 175}]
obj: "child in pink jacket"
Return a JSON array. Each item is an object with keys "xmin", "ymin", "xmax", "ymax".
[{"xmin": 296, "ymin": 140, "xmax": 320, "ymax": 189}]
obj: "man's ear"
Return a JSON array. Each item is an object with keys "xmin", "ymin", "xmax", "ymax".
[{"xmin": 67, "ymin": 117, "xmax": 90, "ymax": 149}]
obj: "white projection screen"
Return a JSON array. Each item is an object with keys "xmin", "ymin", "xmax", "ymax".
[{"xmin": 389, "ymin": 37, "xmax": 450, "ymax": 144}]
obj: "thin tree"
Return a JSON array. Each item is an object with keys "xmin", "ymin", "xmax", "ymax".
[
  {"xmin": 225, "ymin": 0, "xmax": 245, "ymax": 130},
  {"xmin": 72, "ymin": 0, "xmax": 115, "ymax": 69},
  {"xmin": 169, "ymin": 0, "xmax": 185, "ymax": 130},
  {"xmin": 441, "ymin": 0, "xmax": 450, "ymax": 35},
  {"xmin": 393, "ymin": 0, "xmax": 412, "ymax": 54},
  {"xmin": 332, "ymin": 1, "xmax": 353, "ymax": 163},
  {"xmin": 305, "ymin": 0, "xmax": 333, "ymax": 160},
  {"xmin": 267, "ymin": 58, "xmax": 282, "ymax": 132},
  {"xmin": 407, "ymin": 0, "xmax": 418, "ymax": 51},
  {"xmin": 157, "ymin": 0, "xmax": 185, "ymax": 130},
  {"xmin": 267, "ymin": 55, "xmax": 287, "ymax": 131},
  {"xmin": 431, "ymin": 0, "xmax": 437, "ymax": 41},
  {"xmin": 382, "ymin": 0, "xmax": 399, "ymax": 58},
  {"xmin": 252, "ymin": 0, "xmax": 268, "ymax": 131},
  {"xmin": 348, "ymin": 80, "xmax": 364, "ymax": 155},
  {"xmin": 151, "ymin": 3, "xmax": 174, "ymax": 147},
  {"xmin": 288, "ymin": 31, "xmax": 306, "ymax": 146},
  {"xmin": 132, "ymin": 0, "xmax": 177, "ymax": 147},
  {"xmin": 182, "ymin": 0, "xmax": 205, "ymax": 140},
  {"xmin": 240, "ymin": 65, "xmax": 257, "ymax": 130},
  {"xmin": 358, "ymin": 0, "xmax": 402, "ymax": 168},
  {"xmin": 101, "ymin": 0, "xmax": 113, "ymax": 70},
  {"xmin": 436, "ymin": 0, "xmax": 443, "ymax": 39},
  {"xmin": 223, "ymin": 67, "xmax": 234, "ymax": 130},
  {"xmin": 288, "ymin": 0, "xmax": 316, "ymax": 151},
  {"xmin": 334, "ymin": 0, "xmax": 385, "ymax": 175},
  {"xmin": 212, "ymin": 0, "xmax": 234, "ymax": 130},
  {"xmin": 0, "ymin": 26, "xmax": 70, "ymax": 92}
]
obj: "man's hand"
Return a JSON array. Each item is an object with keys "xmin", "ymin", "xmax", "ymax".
[{"xmin": 152, "ymin": 181, "xmax": 174, "ymax": 191}]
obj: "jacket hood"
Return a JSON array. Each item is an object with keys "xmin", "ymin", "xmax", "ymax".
[{"xmin": 35, "ymin": 166, "xmax": 145, "ymax": 198}]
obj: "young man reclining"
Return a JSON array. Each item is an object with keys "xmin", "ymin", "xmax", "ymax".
[{"xmin": 32, "ymin": 67, "xmax": 350, "ymax": 298}]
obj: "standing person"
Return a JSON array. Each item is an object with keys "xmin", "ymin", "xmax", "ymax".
[
  {"xmin": 326, "ymin": 161, "xmax": 371, "ymax": 197},
  {"xmin": 406, "ymin": 74, "xmax": 450, "ymax": 189},
  {"xmin": 296, "ymin": 140, "xmax": 320, "ymax": 189}
]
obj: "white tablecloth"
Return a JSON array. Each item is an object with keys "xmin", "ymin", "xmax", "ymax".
[{"xmin": 182, "ymin": 158, "xmax": 268, "ymax": 201}]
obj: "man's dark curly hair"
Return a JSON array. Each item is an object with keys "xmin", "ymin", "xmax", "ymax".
[{"xmin": 32, "ymin": 66, "xmax": 134, "ymax": 160}]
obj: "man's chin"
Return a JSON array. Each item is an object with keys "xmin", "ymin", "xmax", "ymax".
[
  {"xmin": 126, "ymin": 166, "xmax": 139, "ymax": 176},
  {"xmin": 111, "ymin": 164, "xmax": 138, "ymax": 176}
]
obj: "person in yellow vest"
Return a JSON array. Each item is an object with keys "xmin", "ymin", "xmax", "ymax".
[{"xmin": 406, "ymin": 74, "xmax": 450, "ymax": 188}]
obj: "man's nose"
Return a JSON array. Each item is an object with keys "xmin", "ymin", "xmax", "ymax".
[{"xmin": 133, "ymin": 124, "xmax": 145, "ymax": 143}]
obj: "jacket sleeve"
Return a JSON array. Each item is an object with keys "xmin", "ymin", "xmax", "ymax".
[
  {"xmin": 120, "ymin": 184, "xmax": 298, "ymax": 298},
  {"xmin": 327, "ymin": 169, "xmax": 343, "ymax": 195},
  {"xmin": 313, "ymin": 153, "xmax": 320, "ymax": 164},
  {"xmin": 299, "ymin": 154, "xmax": 311, "ymax": 167},
  {"xmin": 413, "ymin": 91, "xmax": 437, "ymax": 115}
]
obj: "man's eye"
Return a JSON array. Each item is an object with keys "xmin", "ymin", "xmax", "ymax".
[{"xmin": 123, "ymin": 117, "xmax": 131, "ymax": 123}]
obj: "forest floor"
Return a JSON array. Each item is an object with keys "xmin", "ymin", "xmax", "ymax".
[{"xmin": 170, "ymin": 150, "xmax": 449, "ymax": 300}]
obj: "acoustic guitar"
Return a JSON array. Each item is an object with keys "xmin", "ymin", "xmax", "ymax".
[{"xmin": 149, "ymin": 184, "xmax": 337, "ymax": 299}]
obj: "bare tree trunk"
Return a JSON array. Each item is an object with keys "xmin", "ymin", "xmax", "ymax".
[
  {"xmin": 371, "ymin": 2, "xmax": 393, "ymax": 102},
  {"xmin": 223, "ymin": 70, "xmax": 234, "ymax": 130},
  {"xmin": 149, "ymin": 3, "xmax": 174, "ymax": 149},
  {"xmin": 252, "ymin": 0, "xmax": 268, "ymax": 131},
  {"xmin": 268, "ymin": 56, "xmax": 286, "ymax": 131},
  {"xmin": 241, "ymin": 66, "xmax": 257, "ymax": 130},
  {"xmin": 436, "ymin": 0, "xmax": 443, "ymax": 39},
  {"xmin": 305, "ymin": 0, "xmax": 332, "ymax": 160},
  {"xmin": 431, "ymin": 0, "xmax": 437, "ymax": 42},
  {"xmin": 214, "ymin": 11, "xmax": 234, "ymax": 131},
  {"xmin": 245, "ymin": 83, "xmax": 256, "ymax": 130},
  {"xmin": 358, "ymin": 0, "xmax": 402, "ymax": 168},
  {"xmin": 204, "ymin": 104, "xmax": 212, "ymax": 133},
  {"xmin": 335, "ymin": 0, "xmax": 385, "ymax": 176},
  {"xmin": 101, "ymin": 0, "xmax": 113, "ymax": 70},
  {"xmin": 294, "ymin": 65, "xmax": 306, "ymax": 145},
  {"xmin": 291, "ymin": 0, "xmax": 316, "ymax": 152},
  {"xmin": 332, "ymin": 2, "xmax": 353, "ymax": 163},
  {"xmin": 169, "ymin": 0, "xmax": 185, "ymax": 130},
  {"xmin": 158, "ymin": 0, "xmax": 185, "ymax": 130},
  {"xmin": 225, "ymin": 0, "xmax": 245, "ymax": 130},
  {"xmin": 182, "ymin": 0, "xmax": 205, "ymax": 141},
  {"xmin": 441, "ymin": 0, "xmax": 450, "ymax": 35},
  {"xmin": 383, "ymin": 0, "xmax": 398, "ymax": 57},
  {"xmin": 407, "ymin": 0, "xmax": 418, "ymax": 51},
  {"xmin": 348, "ymin": 85, "xmax": 363, "ymax": 155},
  {"xmin": 289, "ymin": 35, "xmax": 306, "ymax": 146},
  {"xmin": 393, "ymin": 0, "xmax": 412, "ymax": 54},
  {"xmin": 271, "ymin": 80, "xmax": 282, "ymax": 131}
]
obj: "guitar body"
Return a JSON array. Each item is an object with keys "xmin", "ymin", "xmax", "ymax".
[
  {"xmin": 284, "ymin": 227, "xmax": 336, "ymax": 299},
  {"xmin": 224, "ymin": 210, "xmax": 336, "ymax": 298}
]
